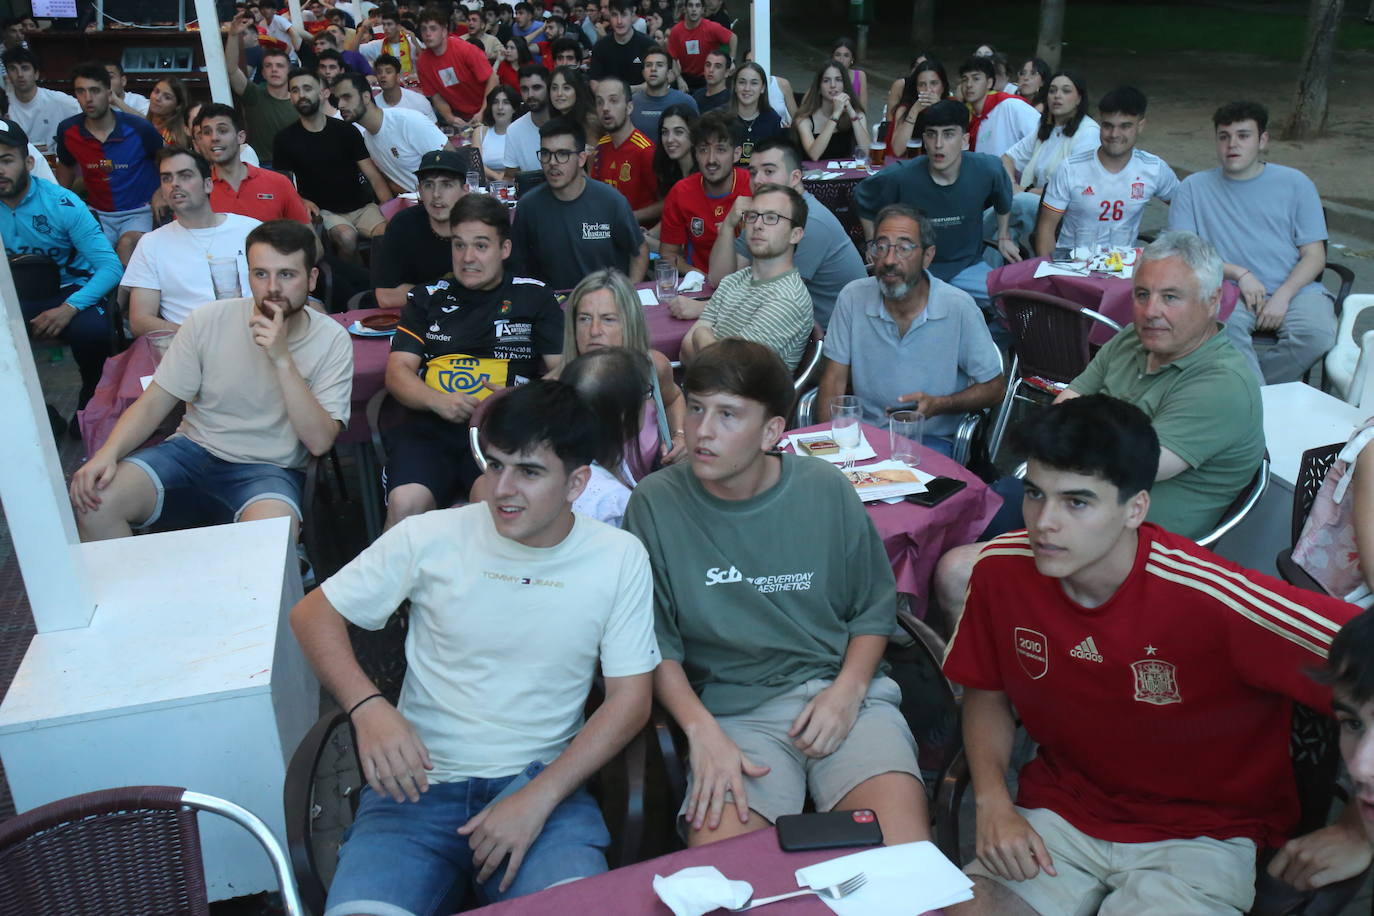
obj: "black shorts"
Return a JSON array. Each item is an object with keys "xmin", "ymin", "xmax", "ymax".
[{"xmin": 381, "ymin": 411, "xmax": 482, "ymax": 507}]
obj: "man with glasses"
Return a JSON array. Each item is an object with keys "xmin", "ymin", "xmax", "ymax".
[
  {"xmin": 679, "ymin": 184, "xmax": 812, "ymax": 370},
  {"xmin": 660, "ymin": 109, "xmax": 750, "ymax": 274},
  {"xmin": 816, "ymin": 203, "xmax": 1004, "ymax": 457},
  {"xmin": 509, "ymin": 118, "xmax": 647, "ymax": 289}
]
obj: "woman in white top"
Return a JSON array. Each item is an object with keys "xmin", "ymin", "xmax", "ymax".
[
  {"xmin": 559, "ymin": 347, "xmax": 649, "ymax": 528},
  {"xmin": 472, "ymin": 84, "xmax": 522, "ymax": 181}
]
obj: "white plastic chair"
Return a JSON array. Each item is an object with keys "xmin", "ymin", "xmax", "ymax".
[{"xmin": 1322, "ymin": 293, "xmax": 1374, "ymax": 405}]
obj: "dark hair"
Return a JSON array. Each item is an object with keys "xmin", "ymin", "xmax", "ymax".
[
  {"xmin": 246, "ymin": 219, "xmax": 320, "ymax": 271},
  {"xmin": 608, "ymin": 0, "xmax": 634, "ymax": 13},
  {"xmin": 483, "ymin": 83, "xmax": 524, "ymax": 126},
  {"xmin": 1010, "ymin": 395, "xmax": 1159, "ymax": 500},
  {"xmin": 260, "ymin": 45, "xmax": 293, "ymax": 66},
  {"xmin": 315, "ymin": 49, "xmax": 345, "ymax": 68},
  {"xmin": 559, "ymin": 348, "xmax": 649, "ymax": 472},
  {"xmin": 751, "ymin": 181, "xmax": 807, "ymax": 228},
  {"xmin": 653, "ymin": 102, "xmax": 699, "ymax": 195},
  {"xmin": 417, "ymin": 5, "xmax": 448, "ymax": 28},
  {"xmin": 513, "ymin": 0, "xmax": 533, "ymax": 12},
  {"xmin": 705, "ymin": 46, "xmax": 731, "ymax": 70},
  {"xmin": 1018, "ymin": 57, "xmax": 1052, "ymax": 109},
  {"xmin": 334, "ymin": 71, "xmax": 373, "ymax": 99},
  {"xmin": 481, "ymin": 380, "xmax": 598, "ymax": 474},
  {"xmin": 692, "ymin": 108, "xmax": 736, "ymax": 149},
  {"xmin": 896, "ymin": 58, "xmax": 948, "ymax": 115},
  {"xmin": 155, "ymin": 145, "xmax": 211, "ymax": 180},
  {"xmin": 506, "ymin": 34, "xmax": 534, "ymax": 66},
  {"xmin": 549, "ymin": 64, "xmax": 595, "ymax": 131},
  {"xmin": 831, "ymin": 36, "xmax": 858, "ymax": 64},
  {"xmin": 873, "ymin": 202, "xmax": 934, "ymax": 248},
  {"xmin": 0, "ymin": 83, "xmax": 7, "ymax": 117},
  {"xmin": 1099, "ymin": 85, "xmax": 1148, "ymax": 118},
  {"xmin": 1213, "ymin": 100, "xmax": 1268, "ymax": 134},
  {"xmin": 549, "ymin": 36, "xmax": 582, "ymax": 62},
  {"xmin": 3, "ymin": 47, "xmax": 38, "ymax": 71},
  {"xmin": 374, "ymin": 52, "xmax": 403, "ymax": 72},
  {"xmin": 449, "ymin": 191, "xmax": 512, "ymax": 241},
  {"xmin": 958, "ymin": 54, "xmax": 996, "ymax": 80},
  {"xmin": 287, "ymin": 66, "xmax": 319, "ymax": 86},
  {"xmin": 750, "ymin": 135, "xmax": 803, "ymax": 175},
  {"xmin": 325, "ymin": 7, "xmax": 349, "ymax": 22},
  {"xmin": 1322, "ymin": 610, "xmax": 1374, "ymax": 705},
  {"xmin": 376, "ymin": 1, "xmax": 399, "ymax": 19},
  {"xmin": 642, "ymin": 44, "xmax": 671, "ymax": 67},
  {"xmin": 1036, "ymin": 69, "xmax": 1089, "ymax": 143},
  {"xmin": 922, "ymin": 99, "xmax": 968, "ymax": 132},
  {"xmin": 538, "ymin": 115, "xmax": 586, "ymax": 150},
  {"xmin": 518, "ymin": 62, "xmax": 550, "ymax": 84},
  {"xmin": 104, "ymin": 59, "xmax": 126, "ymax": 76},
  {"xmin": 685, "ymin": 338, "xmax": 795, "ymax": 423},
  {"xmin": 71, "ymin": 62, "xmax": 111, "ymax": 88},
  {"xmin": 194, "ymin": 102, "xmax": 243, "ymax": 132},
  {"xmin": 595, "ymin": 73, "xmax": 630, "ymax": 100},
  {"xmin": 794, "ymin": 59, "xmax": 863, "ymax": 130}
]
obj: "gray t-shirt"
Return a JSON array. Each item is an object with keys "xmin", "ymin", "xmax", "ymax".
[
  {"xmin": 735, "ymin": 190, "xmax": 866, "ymax": 329},
  {"xmin": 853, "ymin": 152, "xmax": 1012, "ymax": 281},
  {"xmin": 510, "ymin": 177, "xmax": 644, "ymax": 289},
  {"xmin": 1167, "ymin": 163, "xmax": 1327, "ymax": 298},
  {"xmin": 630, "ymin": 88, "xmax": 698, "ymax": 142},
  {"xmin": 826, "ymin": 273, "xmax": 1003, "ymax": 438}
]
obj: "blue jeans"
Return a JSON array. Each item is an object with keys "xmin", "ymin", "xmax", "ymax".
[
  {"xmin": 325, "ymin": 761, "xmax": 610, "ymax": 916},
  {"xmin": 21, "ymin": 283, "xmax": 111, "ymax": 407},
  {"xmin": 125, "ymin": 435, "xmax": 304, "ymax": 529}
]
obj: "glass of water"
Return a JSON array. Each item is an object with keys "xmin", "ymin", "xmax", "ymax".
[
  {"xmin": 889, "ymin": 410, "xmax": 924, "ymax": 467},
  {"xmin": 466, "ymin": 170, "xmax": 482, "ymax": 193},
  {"xmin": 655, "ymin": 260, "xmax": 678, "ymax": 302},
  {"xmin": 831, "ymin": 396, "xmax": 862, "ymax": 451}
]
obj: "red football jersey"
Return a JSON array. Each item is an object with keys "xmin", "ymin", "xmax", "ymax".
[
  {"xmin": 659, "ymin": 167, "xmax": 751, "ymax": 272},
  {"xmin": 943, "ymin": 524, "xmax": 1358, "ymax": 848},
  {"xmin": 592, "ymin": 129, "xmax": 659, "ymax": 216},
  {"xmin": 417, "ymin": 35, "xmax": 494, "ymax": 120},
  {"xmin": 666, "ymin": 18, "xmax": 733, "ymax": 78}
]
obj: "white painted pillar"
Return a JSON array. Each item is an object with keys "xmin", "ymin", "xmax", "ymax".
[
  {"xmin": 194, "ymin": 0, "xmax": 233, "ymax": 106},
  {"xmin": 752, "ymin": 0, "xmax": 770, "ymax": 80},
  {"xmin": 0, "ymin": 257, "xmax": 96, "ymax": 632}
]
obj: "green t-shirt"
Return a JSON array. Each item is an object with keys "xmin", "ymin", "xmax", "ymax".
[
  {"xmin": 623, "ymin": 453, "xmax": 896, "ymax": 716},
  {"xmin": 237, "ymin": 80, "xmax": 299, "ymax": 165},
  {"xmin": 1069, "ymin": 324, "xmax": 1264, "ymax": 539}
]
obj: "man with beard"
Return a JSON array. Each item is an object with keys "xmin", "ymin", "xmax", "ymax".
[
  {"xmin": 816, "ymin": 204, "xmax": 1004, "ymax": 457},
  {"xmin": 0, "ymin": 117, "xmax": 121, "ymax": 423},
  {"xmin": 69, "ymin": 220, "xmax": 353, "ymax": 542},
  {"xmin": 334, "ymin": 72, "xmax": 448, "ymax": 194},
  {"xmin": 501, "ymin": 64, "xmax": 552, "ymax": 175},
  {"xmin": 591, "ymin": 75, "xmax": 660, "ymax": 224},
  {"xmin": 123, "ymin": 148, "xmax": 261, "ymax": 336},
  {"xmin": 679, "ymin": 183, "xmax": 812, "ymax": 370},
  {"xmin": 195, "ymin": 103, "xmax": 311, "ymax": 225},
  {"xmin": 273, "ymin": 69, "xmax": 392, "ymax": 262},
  {"xmin": 659, "ymin": 109, "xmax": 750, "ymax": 274},
  {"xmin": 373, "ymin": 149, "xmax": 469, "ymax": 308}
]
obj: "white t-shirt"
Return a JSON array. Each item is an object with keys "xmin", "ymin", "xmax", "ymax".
[
  {"xmin": 122, "ymin": 214, "xmax": 261, "ymax": 325},
  {"xmin": 500, "ymin": 111, "xmax": 543, "ymax": 172},
  {"xmin": 361, "ymin": 107, "xmax": 449, "ymax": 191},
  {"xmin": 1042, "ymin": 147, "xmax": 1180, "ymax": 250},
  {"xmin": 973, "ymin": 95, "xmax": 1039, "ymax": 159},
  {"xmin": 27, "ymin": 143, "xmax": 54, "ymax": 183},
  {"xmin": 573, "ymin": 462, "xmax": 632, "ymax": 528},
  {"xmin": 373, "ymin": 86, "xmax": 436, "ymax": 120},
  {"xmin": 120, "ymin": 91, "xmax": 151, "ymax": 116},
  {"xmin": 265, "ymin": 13, "xmax": 299, "ymax": 62},
  {"xmin": 322, "ymin": 503, "xmax": 660, "ymax": 781},
  {"xmin": 1004, "ymin": 117, "xmax": 1099, "ymax": 190},
  {"xmin": 11, "ymin": 87, "xmax": 80, "ymax": 154}
]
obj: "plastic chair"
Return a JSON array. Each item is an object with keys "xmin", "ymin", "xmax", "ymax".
[
  {"xmin": 986, "ymin": 289, "xmax": 1123, "ymax": 462},
  {"xmin": 0, "ymin": 785, "xmax": 304, "ymax": 915},
  {"xmin": 1196, "ymin": 455, "xmax": 1270, "ymax": 548},
  {"xmin": 1275, "ymin": 442, "xmax": 1344, "ymax": 594},
  {"xmin": 1322, "ymin": 293, "xmax": 1374, "ymax": 404}
]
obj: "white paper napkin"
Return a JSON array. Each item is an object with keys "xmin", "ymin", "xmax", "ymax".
[
  {"xmin": 1034, "ymin": 260, "xmax": 1089, "ymax": 279},
  {"xmin": 638, "ymin": 287, "xmax": 660, "ymax": 306},
  {"xmin": 794, "ymin": 841, "xmax": 974, "ymax": 916},
  {"xmin": 841, "ymin": 460, "xmax": 934, "ymax": 502},
  {"xmin": 652, "ymin": 866, "xmax": 753, "ymax": 916},
  {"xmin": 787, "ymin": 429, "xmax": 878, "ymax": 463},
  {"xmin": 678, "ymin": 269, "xmax": 707, "ymax": 293}
]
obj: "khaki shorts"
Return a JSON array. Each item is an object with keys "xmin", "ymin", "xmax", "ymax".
[
  {"xmin": 964, "ymin": 806, "xmax": 1257, "ymax": 915},
  {"xmin": 678, "ymin": 677, "xmax": 920, "ymax": 837},
  {"xmin": 320, "ymin": 202, "xmax": 387, "ymax": 236}
]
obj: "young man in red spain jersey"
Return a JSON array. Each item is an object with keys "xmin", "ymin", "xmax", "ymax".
[
  {"xmin": 943, "ymin": 395, "xmax": 1372, "ymax": 915},
  {"xmin": 591, "ymin": 75, "xmax": 660, "ymax": 225},
  {"xmin": 659, "ymin": 109, "xmax": 750, "ymax": 274}
]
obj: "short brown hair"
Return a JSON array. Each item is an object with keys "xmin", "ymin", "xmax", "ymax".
[
  {"xmin": 685, "ymin": 338, "xmax": 794, "ymax": 422},
  {"xmin": 449, "ymin": 192, "xmax": 510, "ymax": 242},
  {"xmin": 750, "ymin": 182, "xmax": 808, "ymax": 227},
  {"xmin": 246, "ymin": 219, "xmax": 319, "ymax": 271}
]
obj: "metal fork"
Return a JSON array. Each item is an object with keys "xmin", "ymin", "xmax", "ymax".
[
  {"xmin": 841, "ymin": 455, "xmax": 855, "ymax": 473},
  {"xmin": 730, "ymin": 873, "xmax": 867, "ymax": 910}
]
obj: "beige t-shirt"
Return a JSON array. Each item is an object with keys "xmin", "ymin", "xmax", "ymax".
[{"xmin": 154, "ymin": 298, "xmax": 354, "ymax": 469}]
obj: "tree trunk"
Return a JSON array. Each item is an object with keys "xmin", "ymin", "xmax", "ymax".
[
  {"xmin": 910, "ymin": 0, "xmax": 934, "ymax": 47},
  {"xmin": 1036, "ymin": 0, "xmax": 1066, "ymax": 70},
  {"xmin": 1285, "ymin": 0, "xmax": 1345, "ymax": 140}
]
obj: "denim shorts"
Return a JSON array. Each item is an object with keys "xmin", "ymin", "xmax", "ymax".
[
  {"xmin": 324, "ymin": 760, "xmax": 611, "ymax": 916},
  {"xmin": 124, "ymin": 436, "xmax": 304, "ymax": 530}
]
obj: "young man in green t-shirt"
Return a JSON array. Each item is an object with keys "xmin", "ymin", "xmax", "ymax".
[{"xmin": 623, "ymin": 338, "xmax": 928, "ymax": 847}]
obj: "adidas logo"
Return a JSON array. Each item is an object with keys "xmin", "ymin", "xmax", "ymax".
[
  {"xmin": 1081, "ymin": 185, "xmax": 1095, "ymax": 195},
  {"xmin": 1069, "ymin": 636, "xmax": 1103, "ymax": 663}
]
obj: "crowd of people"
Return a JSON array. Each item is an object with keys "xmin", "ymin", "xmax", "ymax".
[{"xmin": 2, "ymin": 6, "xmax": 1372, "ymax": 916}]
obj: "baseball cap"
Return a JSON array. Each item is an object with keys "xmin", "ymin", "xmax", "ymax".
[
  {"xmin": 0, "ymin": 118, "xmax": 30, "ymax": 152},
  {"xmin": 415, "ymin": 148, "xmax": 468, "ymax": 177}
]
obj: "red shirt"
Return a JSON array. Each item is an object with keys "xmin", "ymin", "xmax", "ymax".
[
  {"xmin": 210, "ymin": 164, "xmax": 310, "ymax": 225},
  {"xmin": 666, "ymin": 18, "xmax": 732, "ymax": 78},
  {"xmin": 497, "ymin": 60, "xmax": 520, "ymax": 90},
  {"xmin": 418, "ymin": 35, "xmax": 495, "ymax": 120},
  {"xmin": 943, "ymin": 524, "xmax": 1359, "ymax": 848},
  {"xmin": 659, "ymin": 167, "xmax": 750, "ymax": 271},
  {"xmin": 592, "ymin": 128, "xmax": 659, "ymax": 216}
]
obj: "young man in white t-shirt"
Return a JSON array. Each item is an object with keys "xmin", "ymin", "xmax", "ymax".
[
  {"xmin": 371, "ymin": 52, "xmax": 437, "ymax": 119},
  {"xmin": 502, "ymin": 64, "xmax": 554, "ymax": 176},
  {"xmin": 4, "ymin": 49, "xmax": 80, "ymax": 155},
  {"xmin": 334, "ymin": 71, "xmax": 447, "ymax": 193},
  {"xmin": 1034, "ymin": 86, "xmax": 1179, "ymax": 258},
  {"xmin": 291, "ymin": 379, "xmax": 659, "ymax": 911},
  {"xmin": 123, "ymin": 148, "xmax": 260, "ymax": 335}
]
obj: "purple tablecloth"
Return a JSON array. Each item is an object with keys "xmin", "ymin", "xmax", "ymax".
[
  {"xmin": 987, "ymin": 256, "xmax": 1240, "ymax": 345},
  {"xmin": 465, "ymin": 827, "xmax": 944, "ymax": 915},
  {"xmin": 788, "ymin": 422, "xmax": 1001, "ymax": 618}
]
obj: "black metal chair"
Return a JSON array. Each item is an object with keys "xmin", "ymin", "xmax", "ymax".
[{"xmin": 1276, "ymin": 442, "xmax": 1345, "ymax": 594}]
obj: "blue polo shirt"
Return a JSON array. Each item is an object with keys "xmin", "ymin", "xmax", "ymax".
[{"xmin": 0, "ymin": 175, "xmax": 122, "ymax": 309}]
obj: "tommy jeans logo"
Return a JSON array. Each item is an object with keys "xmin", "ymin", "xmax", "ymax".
[{"xmin": 1070, "ymin": 636, "xmax": 1103, "ymax": 663}]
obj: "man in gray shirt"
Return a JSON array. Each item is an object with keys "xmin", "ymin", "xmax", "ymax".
[
  {"xmin": 816, "ymin": 203, "xmax": 1005, "ymax": 456},
  {"xmin": 707, "ymin": 137, "xmax": 866, "ymax": 329},
  {"xmin": 510, "ymin": 118, "xmax": 647, "ymax": 288},
  {"xmin": 1167, "ymin": 100, "xmax": 1333, "ymax": 384},
  {"xmin": 630, "ymin": 46, "xmax": 698, "ymax": 140}
]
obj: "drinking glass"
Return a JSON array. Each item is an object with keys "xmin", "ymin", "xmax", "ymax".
[
  {"xmin": 830, "ymin": 395, "xmax": 861, "ymax": 450},
  {"xmin": 466, "ymin": 170, "xmax": 482, "ymax": 193},
  {"xmin": 655, "ymin": 260, "xmax": 678, "ymax": 302},
  {"xmin": 146, "ymin": 329, "xmax": 176, "ymax": 368},
  {"xmin": 867, "ymin": 141, "xmax": 886, "ymax": 171},
  {"xmin": 889, "ymin": 410, "xmax": 924, "ymax": 467},
  {"xmin": 490, "ymin": 179, "xmax": 512, "ymax": 203},
  {"xmin": 1072, "ymin": 222, "xmax": 1098, "ymax": 261},
  {"xmin": 208, "ymin": 257, "xmax": 241, "ymax": 300}
]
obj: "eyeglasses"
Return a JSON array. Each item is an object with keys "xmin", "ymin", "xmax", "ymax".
[
  {"xmin": 537, "ymin": 148, "xmax": 577, "ymax": 164},
  {"xmin": 742, "ymin": 210, "xmax": 792, "ymax": 226},
  {"xmin": 867, "ymin": 240, "xmax": 921, "ymax": 259}
]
